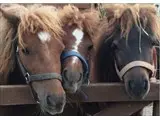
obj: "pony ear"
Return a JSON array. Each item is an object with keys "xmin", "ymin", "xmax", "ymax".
[{"xmin": 0, "ymin": 8, "xmax": 20, "ymax": 27}]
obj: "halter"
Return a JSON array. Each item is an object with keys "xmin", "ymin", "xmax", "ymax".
[
  {"xmin": 115, "ymin": 47, "xmax": 157, "ymax": 81},
  {"xmin": 61, "ymin": 50, "xmax": 89, "ymax": 84},
  {"xmin": 16, "ymin": 46, "xmax": 62, "ymax": 84}
]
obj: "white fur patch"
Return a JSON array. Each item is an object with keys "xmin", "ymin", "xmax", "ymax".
[
  {"xmin": 72, "ymin": 28, "xmax": 84, "ymax": 51},
  {"xmin": 38, "ymin": 31, "xmax": 51, "ymax": 43}
]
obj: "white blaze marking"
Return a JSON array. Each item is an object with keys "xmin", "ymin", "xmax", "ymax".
[
  {"xmin": 38, "ymin": 31, "xmax": 51, "ymax": 43},
  {"xmin": 72, "ymin": 28, "xmax": 84, "ymax": 51}
]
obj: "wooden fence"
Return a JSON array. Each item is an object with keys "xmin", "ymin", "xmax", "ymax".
[{"xmin": 0, "ymin": 82, "xmax": 159, "ymax": 116}]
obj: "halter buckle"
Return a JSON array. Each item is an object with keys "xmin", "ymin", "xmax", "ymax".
[{"xmin": 25, "ymin": 72, "xmax": 30, "ymax": 83}]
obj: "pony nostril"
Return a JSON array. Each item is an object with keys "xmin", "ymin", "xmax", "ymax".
[
  {"xmin": 56, "ymin": 102, "xmax": 63, "ymax": 110},
  {"xmin": 62, "ymin": 69, "xmax": 68, "ymax": 81},
  {"xmin": 77, "ymin": 73, "xmax": 83, "ymax": 82},
  {"xmin": 128, "ymin": 80, "xmax": 148, "ymax": 90},
  {"xmin": 62, "ymin": 68, "xmax": 83, "ymax": 83},
  {"xmin": 127, "ymin": 79, "xmax": 149, "ymax": 97},
  {"xmin": 46, "ymin": 95, "xmax": 55, "ymax": 106},
  {"xmin": 143, "ymin": 80, "xmax": 149, "ymax": 90},
  {"xmin": 46, "ymin": 95, "xmax": 65, "ymax": 107},
  {"xmin": 128, "ymin": 80, "xmax": 135, "ymax": 90},
  {"xmin": 141, "ymin": 80, "xmax": 146, "ymax": 88}
]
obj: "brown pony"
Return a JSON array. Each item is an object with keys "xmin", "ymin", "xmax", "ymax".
[
  {"xmin": 78, "ymin": 4, "xmax": 160, "ymax": 116},
  {"xmin": 94, "ymin": 4, "xmax": 160, "ymax": 99},
  {"xmin": 58, "ymin": 5, "xmax": 100, "ymax": 93},
  {"xmin": 0, "ymin": 4, "xmax": 66, "ymax": 115}
]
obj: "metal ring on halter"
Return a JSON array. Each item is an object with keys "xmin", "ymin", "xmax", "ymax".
[{"xmin": 25, "ymin": 72, "xmax": 30, "ymax": 84}]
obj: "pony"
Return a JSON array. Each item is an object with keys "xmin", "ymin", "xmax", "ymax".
[
  {"xmin": 58, "ymin": 5, "xmax": 100, "ymax": 93},
  {"xmin": 94, "ymin": 4, "xmax": 160, "ymax": 99},
  {"xmin": 0, "ymin": 4, "xmax": 66, "ymax": 115},
  {"xmin": 57, "ymin": 5, "xmax": 106, "ymax": 116}
]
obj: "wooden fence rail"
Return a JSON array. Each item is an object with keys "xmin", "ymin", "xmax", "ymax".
[
  {"xmin": 0, "ymin": 82, "xmax": 159, "ymax": 105},
  {"xmin": 0, "ymin": 82, "xmax": 159, "ymax": 116}
]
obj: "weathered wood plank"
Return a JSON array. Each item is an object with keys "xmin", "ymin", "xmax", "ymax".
[
  {"xmin": 94, "ymin": 101, "xmax": 151, "ymax": 116},
  {"xmin": 77, "ymin": 82, "xmax": 160, "ymax": 102},
  {"xmin": 0, "ymin": 82, "xmax": 159, "ymax": 105},
  {"xmin": 153, "ymin": 101, "xmax": 160, "ymax": 116},
  {"xmin": 0, "ymin": 85, "xmax": 36, "ymax": 105}
]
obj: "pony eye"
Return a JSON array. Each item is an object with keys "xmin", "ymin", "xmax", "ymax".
[
  {"xmin": 152, "ymin": 39, "xmax": 159, "ymax": 46},
  {"xmin": 22, "ymin": 48, "xmax": 30, "ymax": 55},
  {"xmin": 88, "ymin": 45, "xmax": 93, "ymax": 50},
  {"xmin": 111, "ymin": 43, "xmax": 118, "ymax": 50}
]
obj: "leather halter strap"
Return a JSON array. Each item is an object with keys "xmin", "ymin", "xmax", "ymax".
[
  {"xmin": 115, "ymin": 48, "xmax": 157, "ymax": 81},
  {"xmin": 16, "ymin": 47, "xmax": 62, "ymax": 84},
  {"xmin": 61, "ymin": 50, "xmax": 89, "ymax": 84}
]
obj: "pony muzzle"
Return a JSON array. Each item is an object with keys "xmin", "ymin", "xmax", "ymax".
[
  {"xmin": 123, "ymin": 67, "xmax": 150, "ymax": 99},
  {"xmin": 62, "ymin": 68, "xmax": 83, "ymax": 93},
  {"xmin": 37, "ymin": 91, "xmax": 66, "ymax": 115}
]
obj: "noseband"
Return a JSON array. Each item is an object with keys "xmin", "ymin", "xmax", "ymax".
[
  {"xmin": 61, "ymin": 50, "xmax": 89, "ymax": 84},
  {"xmin": 115, "ymin": 48, "xmax": 157, "ymax": 81},
  {"xmin": 16, "ymin": 47, "xmax": 62, "ymax": 84}
]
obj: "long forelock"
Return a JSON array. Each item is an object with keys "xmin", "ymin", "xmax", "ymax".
[
  {"xmin": 18, "ymin": 5, "xmax": 64, "ymax": 48},
  {"xmin": 82, "ymin": 9, "xmax": 100, "ymax": 41},
  {"xmin": 58, "ymin": 5, "xmax": 100, "ymax": 42}
]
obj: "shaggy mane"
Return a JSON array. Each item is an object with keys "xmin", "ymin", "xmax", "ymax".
[
  {"xmin": 95, "ymin": 4, "xmax": 160, "ymax": 49},
  {"xmin": 58, "ymin": 5, "xmax": 100, "ymax": 40},
  {"xmin": 0, "ymin": 4, "xmax": 27, "ymax": 84}
]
